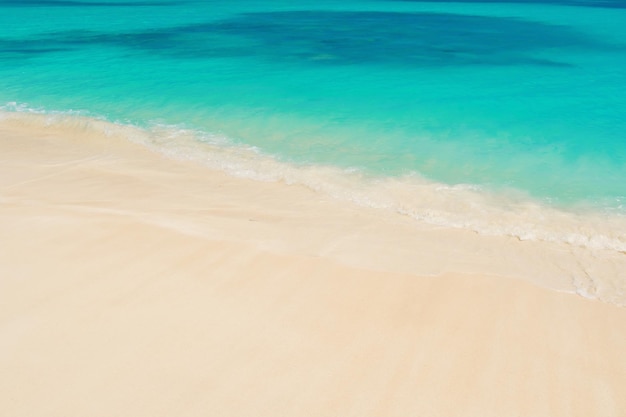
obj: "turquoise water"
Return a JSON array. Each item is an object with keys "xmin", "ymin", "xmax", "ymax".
[{"xmin": 1, "ymin": 0, "xmax": 626, "ymax": 248}]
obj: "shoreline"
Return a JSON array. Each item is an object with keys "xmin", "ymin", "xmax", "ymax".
[
  {"xmin": 2, "ymin": 120, "xmax": 626, "ymax": 415},
  {"xmin": 1, "ymin": 112, "xmax": 626, "ymax": 304},
  {"xmin": 3, "ymin": 108, "xmax": 626, "ymax": 253}
]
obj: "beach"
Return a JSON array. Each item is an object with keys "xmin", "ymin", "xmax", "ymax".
[{"xmin": 1, "ymin": 119, "xmax": 626, "ymax": 416}]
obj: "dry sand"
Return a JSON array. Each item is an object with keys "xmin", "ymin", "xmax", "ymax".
[{"xmin": 1, "ymin": 120, "xmax": 626, "ymax": 416}]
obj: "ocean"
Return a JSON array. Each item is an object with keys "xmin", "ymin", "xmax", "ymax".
[{"xmin": 1, "ymin": 0, "xmax": 626, "ymax": 252}]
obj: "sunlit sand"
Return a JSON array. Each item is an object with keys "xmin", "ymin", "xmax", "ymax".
[{"xmin": 1, "ymin": 120, "xmax": 626, "ymax": 416}]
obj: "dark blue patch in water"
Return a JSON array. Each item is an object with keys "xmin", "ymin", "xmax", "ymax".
[
  {"xmin": 0, "ymin": 0, "xmax": 185, "ymax": 6},
  {"xmin": 1, "ymin": 11, "xmax": 621, "ymax": 67},
  {"xmin": 389, "ymin": 0, "xmax": 626, "ymax": 9},
  {"xmin": 204, "ymin": 11, "xmax": 612, "ymax": 67}
]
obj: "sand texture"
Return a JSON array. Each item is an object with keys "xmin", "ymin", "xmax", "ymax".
[{"xmin": 1, "ymin": 120, "xmax": 626, "ymax": 416}]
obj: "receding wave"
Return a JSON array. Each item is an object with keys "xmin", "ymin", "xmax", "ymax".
[{"xmin": 2, "ymin": 103, "xmax": 626, "ymax": 256}]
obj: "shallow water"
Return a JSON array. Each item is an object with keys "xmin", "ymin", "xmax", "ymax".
[{"xmin": 1, "ymin": 0, "xmax": 626, "ymax": 250}]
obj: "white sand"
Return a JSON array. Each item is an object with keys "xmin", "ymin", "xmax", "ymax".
[{"xmin": 1, "ymin": 120, "xmax": 626, "ymax": 416}]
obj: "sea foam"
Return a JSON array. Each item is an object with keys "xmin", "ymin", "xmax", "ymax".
[
  {"xmin": 2, "ymin": 106, "xmax": 626, "ymax": 305},
  {"xmin": 3, "ymin": 106, "xmax": 626, "ymax": 254}
]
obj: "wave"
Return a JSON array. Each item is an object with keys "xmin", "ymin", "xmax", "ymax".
[{"xmin": 2, "ymin": 103, "xmax": 626, "ymax": 255}]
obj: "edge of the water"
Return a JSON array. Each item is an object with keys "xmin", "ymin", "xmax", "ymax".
[{"xmin": 2, "ymin": 104, "xmax": 625, "ymax": 253}]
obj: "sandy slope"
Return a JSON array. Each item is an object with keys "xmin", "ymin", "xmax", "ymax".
[{"xmin": 1, "ymin": 121, "xmax": 625, "ymax": 416}]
